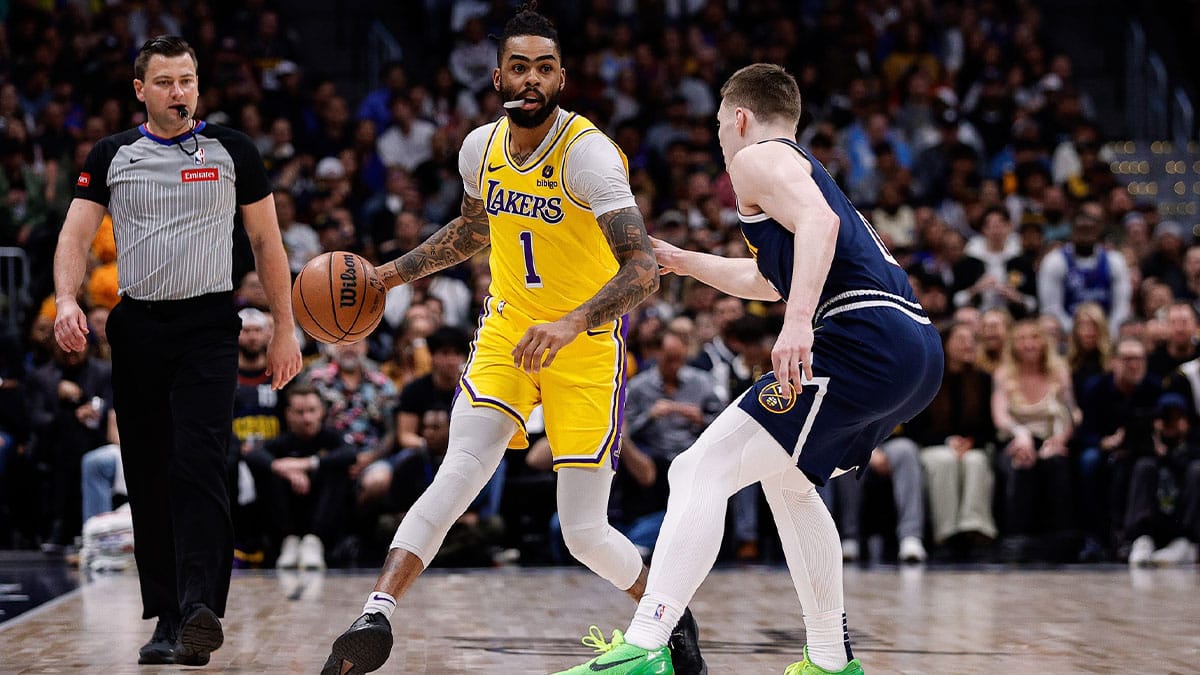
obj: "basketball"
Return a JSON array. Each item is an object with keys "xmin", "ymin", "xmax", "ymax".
[{"xmin": 291, "ymin": 251, "xmax": 387, "ymax": 344}]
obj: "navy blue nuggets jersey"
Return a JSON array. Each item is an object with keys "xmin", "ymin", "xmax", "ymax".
[
  {"xmin": 739, "ymin": 139, "xmax": 918, "ymax": 309},
  {"xmin": 736, "ymin": 138, "xmax": 943, "ymax": 485}
]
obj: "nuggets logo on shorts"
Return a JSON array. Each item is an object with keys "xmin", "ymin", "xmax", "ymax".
[{"xmin": 758, "ymin": 381, "xmax": 796, "ymax": 414}]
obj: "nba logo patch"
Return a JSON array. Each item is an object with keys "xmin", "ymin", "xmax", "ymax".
[
  {"xmin": 653, "ymin": 604, "xmax": 666, "ymax": 620},
  {"xmin": 758, "ymin": 381, "xmax": 796, "ymax": 414},
  {"xmin": 194, "ymin": 147, "xmax": 206, "ymax": 165}
]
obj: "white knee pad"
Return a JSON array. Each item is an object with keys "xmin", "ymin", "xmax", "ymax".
[{"xmin": 389, "ymin": 398, "xmax": 513, "ymax": 566}]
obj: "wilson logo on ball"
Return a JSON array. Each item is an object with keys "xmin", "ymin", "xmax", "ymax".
[
  {"xmin": 339, "ymin": 254, "xmax": 358, "ymax": 307},
  {"xmin": 293, "ymin": 251, "xmax": 385, "ymax": 345}
]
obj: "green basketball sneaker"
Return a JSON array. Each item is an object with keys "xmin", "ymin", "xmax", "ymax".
[
  {"xmin": 783, "ymin": 646, "xmax": 865, "ymax": 675},
  {"xmin": 551, "ymin": 626, "xmax": 674, "ymax": 675}
]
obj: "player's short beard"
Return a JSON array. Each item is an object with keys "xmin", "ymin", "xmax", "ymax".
[{"xmin": 503, "ymin": 84, "xmax": 561, "ymax": 128}]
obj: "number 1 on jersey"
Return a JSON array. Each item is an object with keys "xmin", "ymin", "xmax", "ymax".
[{"xmin": 519, "ymin": 230, "xmax": 544, "ymax": 288}]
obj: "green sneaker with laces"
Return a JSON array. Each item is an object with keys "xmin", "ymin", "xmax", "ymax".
[
  {"xmin": 551, "ymin": 626, "xmax": 674, "ymax": 675},
  {"xmin": 783, "ymin": 646, "xmax": 865, "ymax": 675}
]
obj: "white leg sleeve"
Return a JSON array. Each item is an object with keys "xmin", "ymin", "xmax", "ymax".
[
  {"xmin": 556, "ymin": 466, "xmax": 643, "ymax": 591},
  {"xmin": 762, "ymin": 458, "xmax": 850, "ymax": 669},
  {"xmin": 625, "ymin": 404, "xmax": 790, "ymax": 650},
  {"xmin": 761, "ymin": 467, "xmax": 843, "ymax": 614},
  {"xmin": 389, "ymin": 396, "xmax": 515, "ymax": 566}
]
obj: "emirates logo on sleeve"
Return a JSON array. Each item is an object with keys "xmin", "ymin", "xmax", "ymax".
[{"xmin": 77, "ymin": 172, "xmax": 91, "ymax": 187}]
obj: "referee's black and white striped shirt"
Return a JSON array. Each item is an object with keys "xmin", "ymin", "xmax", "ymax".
[{"xmin": 75, "ymin": 121, "xmax": 271, "ymax": 301}]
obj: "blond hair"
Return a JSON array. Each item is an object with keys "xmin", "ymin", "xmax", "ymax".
[
  {"xmin": 719, "ymin": 63, "xmax": 801, "ymax": 127},
  {"xmin": 1066, "ymin": 302, "xmax": 1111, "ymax": 372}
]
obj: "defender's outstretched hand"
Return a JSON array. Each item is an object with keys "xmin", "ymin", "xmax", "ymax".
[{"xmin": 650, "ymin": 237, "xmax": 691, "ymax": 277}]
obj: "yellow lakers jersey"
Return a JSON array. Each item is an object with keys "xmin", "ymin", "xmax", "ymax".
[{"xmin": 477, "ymin": 112, "xmax": 628, "ymax": 321}]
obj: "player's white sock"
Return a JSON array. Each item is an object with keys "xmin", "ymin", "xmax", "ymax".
[
  {"xmin": 803, "ymin": 608, "xmax": 850, "ymax": 671},
  {"xmin": 362, "ymin": 591, "xmax": 397, "ymax": 620},
  {"xmin": 624, "ymin": 592, "xmax": 683, "ymax": 650}
]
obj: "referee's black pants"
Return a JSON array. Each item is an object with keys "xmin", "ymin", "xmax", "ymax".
[{"xmin": 107, "ymin": 292, "xmax": 239, "ymax": 620}]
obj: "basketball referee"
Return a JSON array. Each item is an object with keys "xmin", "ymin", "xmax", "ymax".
[{"xmin": 52, "ymin": 36, "xmax": 302, "ymax": 666}]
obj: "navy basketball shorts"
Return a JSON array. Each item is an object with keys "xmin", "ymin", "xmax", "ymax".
[{"xmin": 737, "ymin": 307, "xmax": 944, "ymax": 486}]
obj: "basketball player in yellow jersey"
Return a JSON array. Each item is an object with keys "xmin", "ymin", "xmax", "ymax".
[{"xmin": 323, "ymin": 6, "xmax": 706, "ymax": 675}]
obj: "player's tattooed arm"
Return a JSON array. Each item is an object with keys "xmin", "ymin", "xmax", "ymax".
[
  {"xmin": 377, "ymin": 194, "xmax": 490, "ymax": 289},
  {"xmin": 570, "ymin": 206, "xmax": 660, "ymax": 330}
]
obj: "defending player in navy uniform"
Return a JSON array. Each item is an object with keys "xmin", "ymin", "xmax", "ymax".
[{"xmin": 553, "ymin": 64, "xmax": 942, "ymax": 675}]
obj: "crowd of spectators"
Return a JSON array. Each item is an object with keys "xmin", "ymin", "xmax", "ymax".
[{"xmin": 1, "ymin": 1, "xmax": 1198, "ymax": 569}]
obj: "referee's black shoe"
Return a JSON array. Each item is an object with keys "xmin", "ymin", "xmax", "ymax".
[
  {"xmin": 176, "ymin": 604, "xmax": 224, "ymax": 666},
  {"xmin": 138, "ymin": 615, "xmax": 178, "ymax": 664},
  {"xmin": 669, "ymin": 607, "xmax": 708, "ymax": 675},
  {"xmin": 321, "ymin": 612, "xmax": 393, "ymax": 674}
]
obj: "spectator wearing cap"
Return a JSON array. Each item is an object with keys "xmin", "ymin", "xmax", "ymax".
[
  {"xmin": 315, "ymin": 156, "xmax": 347, "ymax": 182},
  {"xmin": 1125, "ymin": 392, "xmax": 1200, "ymax": 566},
  {"xmin": 267, "ymin": 60, "xmax": 300, "ymax": 90},
  {"xmin": 312, "ymin": 158, "xmax": 355, "ymax": 216},
  {"xmin": 653, "ymin": 209, "xmax": 688, "ymax": 246},
  {"xmin": 1142, "ymin": 221, "xmax": 1191, "ymax": 299},
  {"xmin": 1076, "ymin": 336, "xmax": 1160, "ymax": 560}
]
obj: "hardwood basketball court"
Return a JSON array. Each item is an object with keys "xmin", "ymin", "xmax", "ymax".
[{"xmin": 2, "ymin": 565, "xmax": 1196, "ymax": 673}]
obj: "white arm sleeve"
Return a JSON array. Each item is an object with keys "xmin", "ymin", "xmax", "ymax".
[
  {"xmin": 563, "ymin": 132, "xmax": 638, "ymax": 217},
  {"xmin": 458, "ymin": 123, "xmax": 495, "ymax": 200}
]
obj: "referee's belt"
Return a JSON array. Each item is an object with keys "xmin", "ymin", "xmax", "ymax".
[{"xmin": 120, "ymin": 291, "xmax": 234, "ymax": 316}]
